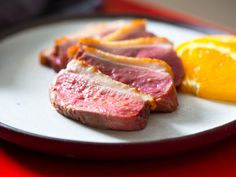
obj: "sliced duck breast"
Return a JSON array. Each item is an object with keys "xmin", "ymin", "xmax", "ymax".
[
  {"xmin": 50, "ymin": 60, "xmax": 154, "ymax": 130},
  {"xmin": 40, "ymin": 19, "xmax": 152, "ymax": 72},
  {"xmin": 76, "ymin": 46, "xmax": 178, "ymax": 112},
  {"xmin": 79, "ymin": 37, "xmax": 184, "ymax": 86}
]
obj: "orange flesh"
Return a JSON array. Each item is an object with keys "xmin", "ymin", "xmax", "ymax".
[{"xmin": 176, "ymin": 35, "xmax": 236, "ymax": 102}]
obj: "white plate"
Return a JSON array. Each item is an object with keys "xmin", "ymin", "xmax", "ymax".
[{"xmin": 0, "ymin": 15, "xmax": 235, "ymax": 159}]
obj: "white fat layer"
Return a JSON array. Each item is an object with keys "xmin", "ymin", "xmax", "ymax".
[
  {"xmin": 83, "ymin": 49, "xmax": 169, "ymax": 74},
  {"xmin": 67, "ymin": 60, "xmax": 154, "ymax": 102}
]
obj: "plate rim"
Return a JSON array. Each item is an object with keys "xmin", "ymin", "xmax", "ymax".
[
  {"xmin": 1, "ymin": 118, "xmax": 236, "ymax": 145},
  {"xmin": 0, "ymin": 14, "xmax": 235, "ymax": 159},
  {"xmin": 1, "ymin": 119, "xmax": 236, "ymax": 159}
]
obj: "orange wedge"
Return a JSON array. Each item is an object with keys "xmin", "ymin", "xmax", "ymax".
[{"xmin": 176, "ymin": 35, "xmax": 236, "ymax": 102}]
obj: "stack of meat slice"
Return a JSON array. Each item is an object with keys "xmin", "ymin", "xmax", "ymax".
[
  {"xmin": 40, "ymin": 19, "xmax": 153, "ymax": 72},
  {"xmin": 78, "ymin": 37, "xmax": 184, "ymax": 86},
  {"xmin": 69, "ymin": 46, "xmax": 177, "ymax": 112},
  {"xmin": 42, "ymin": 19, "xmax": 184, "ymax": 131}
]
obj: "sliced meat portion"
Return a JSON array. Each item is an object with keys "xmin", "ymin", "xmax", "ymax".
[
  {"xmin": 79, "ymin": 37, "xmax": 184, "ymax": 86},
  {"xmin": 40, "ymin": 19, "xmax": 153, "ymax": 72},
  {"xmin": 50, "ymin": 60, "xmax": 154, "ymax": 131},
  {"xmin": 76, "ymin": 46, "xmax": 178, "ymax": 112},
  {"xmin": 39, "ymin": 21, "xmax": 125, "ymax": 71}
]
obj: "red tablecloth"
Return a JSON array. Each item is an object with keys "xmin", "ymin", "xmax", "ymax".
[
  {"xmin": 1, "ymin": 0, "xmax": 236, "ymax": 176},
  {"xmin": 0, "ymin": 137, "xmax": 236, "ymax": 177}
]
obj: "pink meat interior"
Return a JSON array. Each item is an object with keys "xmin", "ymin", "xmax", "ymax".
[
  {"xmin": 80, "ymin": 54, "xmax": 172, "ymax": 100},
  {"xmin": 52, "ymin": 71, "xmax": 146, "ymax": 118},
  {"xmin": 93, "ymin": 45, "xmax": 184, "ymax": 86}
]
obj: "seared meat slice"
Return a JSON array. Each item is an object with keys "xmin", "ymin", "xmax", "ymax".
[
  {"xmin": 76, "ymin": 46, "xmax": 178, "ymax": 112},
  {"xmin": 79, "ymin": 37, "xmax": 184, "ymax": 86},
  {"xmin": 39, "ymin": 21, "xmax": 125, "ymax": 71},
  {"xmin": 50, "ymin": 60, "xmax": 154, "ymax": 131},
  {"xmin": 40, "ymin": 19, "xmax": 153, "ymax": 72}
]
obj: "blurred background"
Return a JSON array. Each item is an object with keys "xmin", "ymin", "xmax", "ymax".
[
  {"xmin": 0, "ymin": 0, "xmax": 235, "ymax": 32},
  {"xmin": 134, "ymin": 0, "xmax": 236, "ymax": 30}
]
